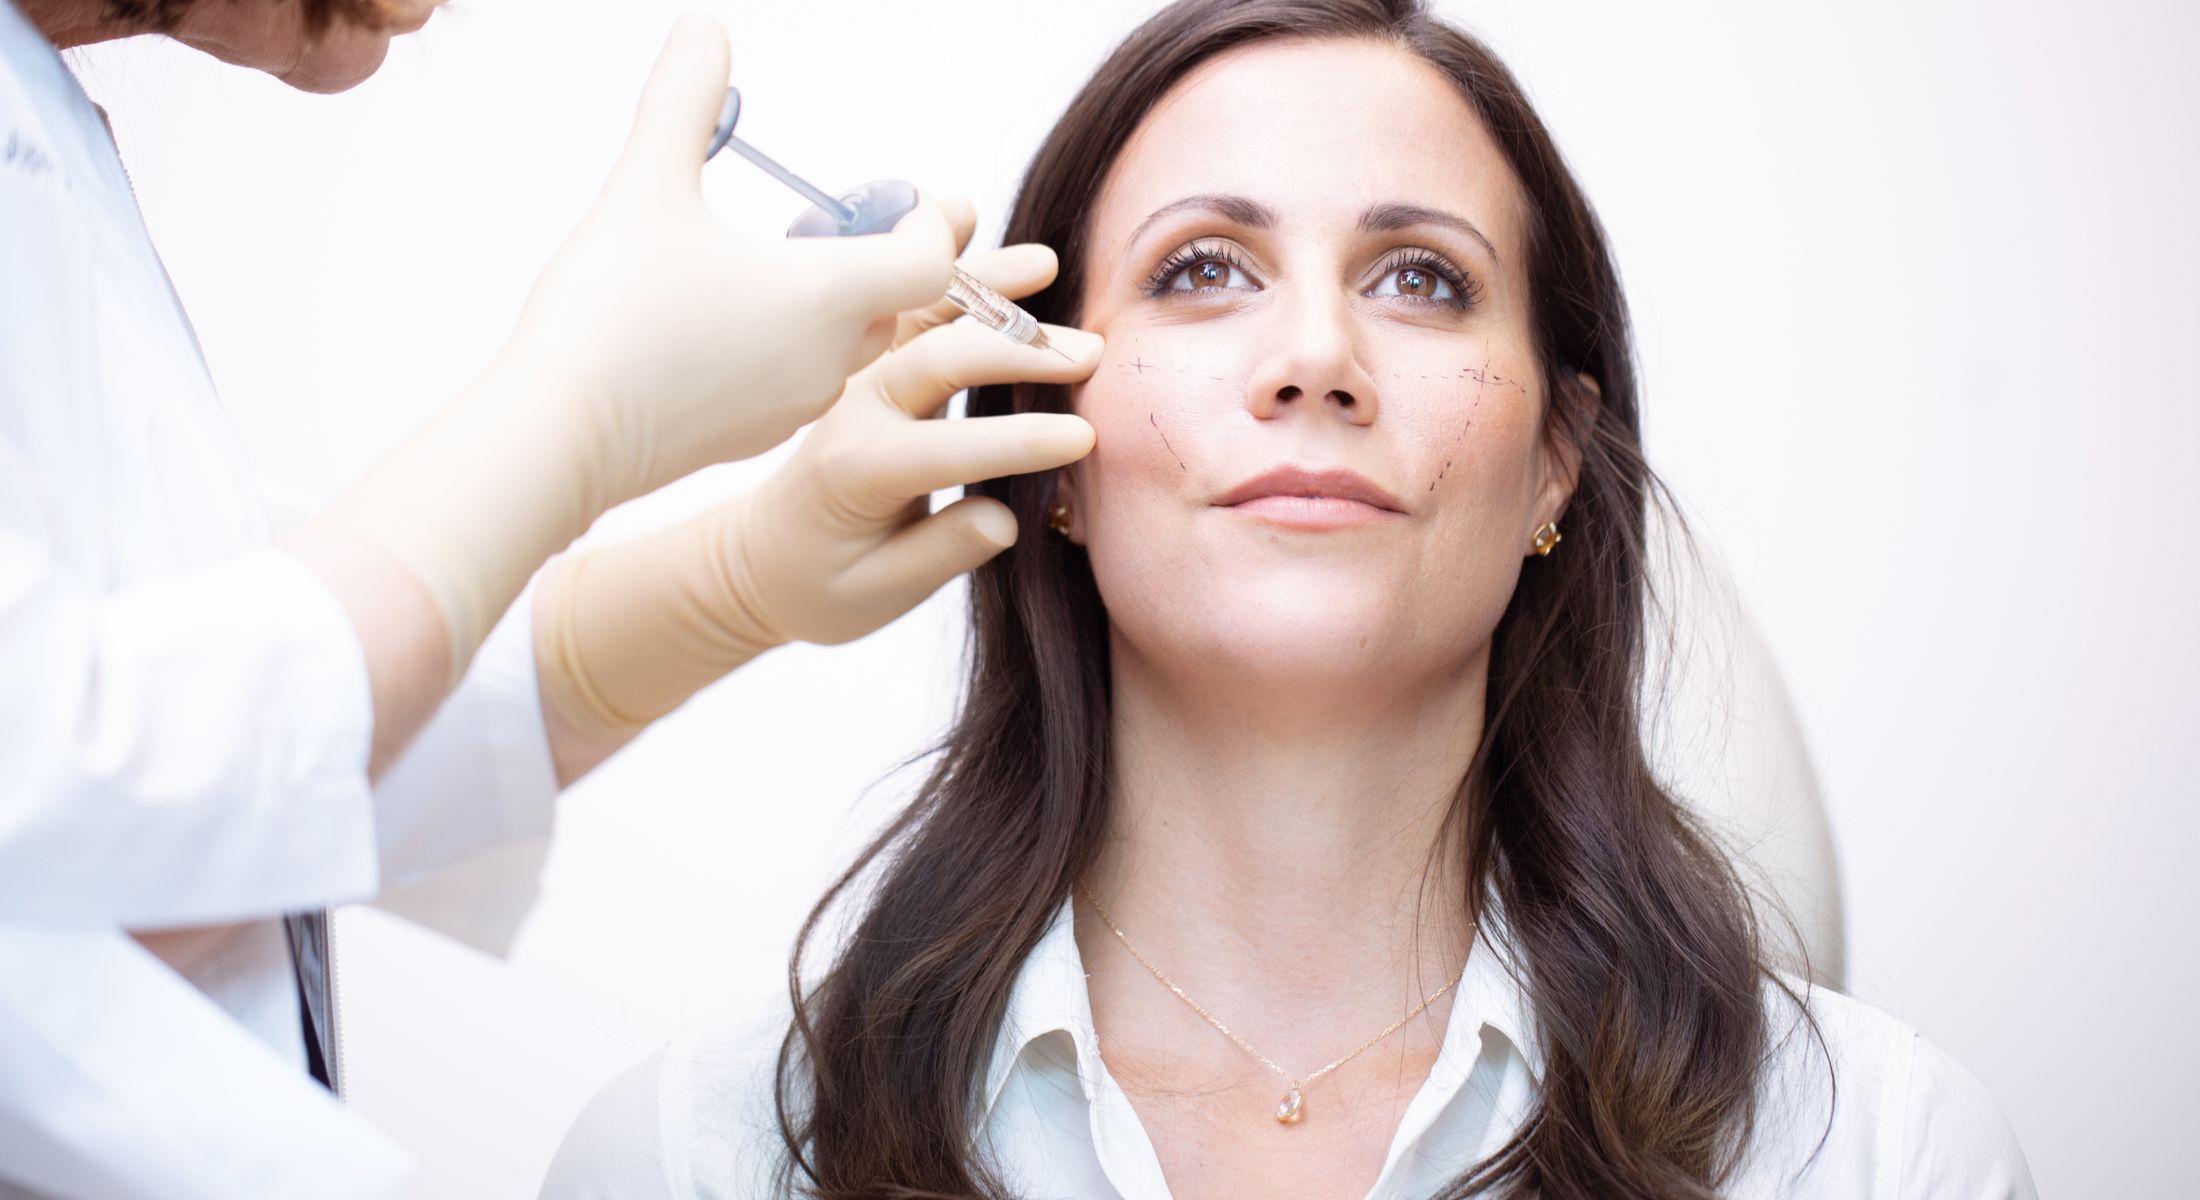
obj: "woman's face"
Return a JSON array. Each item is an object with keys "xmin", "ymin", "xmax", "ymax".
[
  {"xmin": 169, "ymin": 0, "xmax": 444, "ymax": 93},
  {"xmin": 1062, "ymin": 37, "xmax": 1586, "ymax": 693}
]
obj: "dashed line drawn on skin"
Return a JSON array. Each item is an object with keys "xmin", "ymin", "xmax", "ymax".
[
  {"xmin": 1427, "ymin": 362, "xmax": 1488, "ymax": 492},
  {"xmin": 1424, "ymin": 349, "xmax": 1497, "ymax": 492},
  {"xmin": 1118, "ymin": 359, "xmax": 1229, "ymax": 383},
  {"xmin": 1458, "ymin": 349, "xmax": 1529, "ymax": 398},
  {"xmin": 1150, "ymin": 411, "xmax": 1187, "ymax": 471},
  {"xmin": 1383, "ymin": 354, "xmax": 1528, "ymax": 397}
]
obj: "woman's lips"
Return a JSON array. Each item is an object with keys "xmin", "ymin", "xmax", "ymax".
[
  {"xmin": 1214, "ymin": 466, "xmax": 1407, "ymax": 530},
  {"xmin": 1223, "ymin": 494, "xmax": 1402, "ymax": 529}
]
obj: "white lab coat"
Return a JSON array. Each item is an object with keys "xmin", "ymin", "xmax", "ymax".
[{"xmin": 0, "ymin": 3, "xmax": 560, "ymax": 1196}]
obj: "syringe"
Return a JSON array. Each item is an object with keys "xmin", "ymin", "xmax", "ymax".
[{"xmin": 705, "ymin": 88, "xmax": 1066, "ymax": 359}]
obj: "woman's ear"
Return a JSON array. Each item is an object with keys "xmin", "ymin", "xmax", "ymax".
[
  {"xmin": 1534, "ymin": 371, "xmax": 1600, "ymax": 528},
  {"xmin": 1050, "ymin": 467, "xmax": 1084, "ymax": 543}
]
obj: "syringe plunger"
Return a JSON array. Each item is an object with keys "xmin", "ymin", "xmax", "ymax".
[{"xmin": 705, "ymin": 88, "xmax": 1062, "ymax": 356}]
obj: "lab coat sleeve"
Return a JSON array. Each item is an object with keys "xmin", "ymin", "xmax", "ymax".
[
  {"xmin": 366, "ymin": 581, "xmax": 561, "ymax": 957},
  {"xmin": 252, "ymin": 483, "xmax": 561, "ymax": 956},
  {"xmin": 0, "ymin": 922, "xmax": 412, "ymax": 1200},
  {"xmin": 0, "ymin": 77, "xmax": 380, "ymax": 928},
  {"xmin": 0, "ymin": 429, "xmax": 565, "ymax": 941},
  {"xmin": 0, "ymin": 479, "xmax": 382, "ymax": 927}
]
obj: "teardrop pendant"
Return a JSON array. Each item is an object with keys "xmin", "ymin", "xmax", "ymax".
[{"xmin": 1275, "ymin": 1084, "xmax": 1305, "ymax": 1125}]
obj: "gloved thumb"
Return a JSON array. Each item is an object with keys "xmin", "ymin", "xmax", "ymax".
[
  {"xmin": 799, "ymin": 191, "xmax": 962, "ymax": 320},
  {"xmin": 616, "ymin": 13, "xmax": 732, "ymax": 195}
]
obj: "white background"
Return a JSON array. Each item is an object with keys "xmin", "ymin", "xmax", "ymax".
[{"xmin": 72, "ymin": 0, "xmax": 2198, "ymax": 1195}]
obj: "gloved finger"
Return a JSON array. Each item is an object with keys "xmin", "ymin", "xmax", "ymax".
[
  {"xmin": 871, "ymin": 321, "xmax": 1102, "ymax": 420},
  {"xmin": 944, "ymin": 195, "xmax": 978, "ymax": 257},
  {"xmin": 614, "ymin": 14, "xmax": 731, "ymax": 195},
  {"xmin": 800, "ymin": 191, "xmax": 962, "ymax": 321},
  {"xmin": 837, "ymin": 495, "xmax": 1019, "ymax": 625},
  {"xmin": 849, "ymin": 312, "xmax": 900, "ymax": 379},
  {"xmin": 856, "ymin": 413, "xmax": 1094, "ymax": 505},
  {"xmin": 895, "ymin": 243, "xmax": 1059, "ymax": 347}
]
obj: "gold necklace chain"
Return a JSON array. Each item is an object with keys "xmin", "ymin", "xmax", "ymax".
[{"xmin": 1080, "ymin": 889, "xmax": 1468, "ymax": 1126}]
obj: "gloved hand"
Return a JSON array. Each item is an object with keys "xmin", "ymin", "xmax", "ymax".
[
  {"xmin": 532, "ymin": 236, "xmax": 1098, "ymax": 774},
  {"xmin": 311, "ymin": 14, "xmax": 959, "ymax": 668}
]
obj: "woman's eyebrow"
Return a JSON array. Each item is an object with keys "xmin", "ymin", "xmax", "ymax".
[
  {"xmin": 1123, "ymin": 193, "xmax": 1278, "ymax": 258},
  {"xmin": 1358, "ymin": 202, "xmax": 1500, "ymax": 267}
]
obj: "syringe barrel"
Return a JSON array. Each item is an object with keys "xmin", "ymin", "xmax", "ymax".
[
  {"xmin": 781, "ymin": 178, "xmax": 1049, "ymax": 347},
  {"xmin": 945, "ymin": 266, "xmax": 1041, "ymax": 345}
]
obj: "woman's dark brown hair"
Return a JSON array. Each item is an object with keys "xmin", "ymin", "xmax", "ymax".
[
  {"xmin": 777, "ymin": 1, "xmax": 1809, "ymax": 1195},
  {"xmin": 105, "ymin": 0, "xmax": 395, "ymax": 35}
]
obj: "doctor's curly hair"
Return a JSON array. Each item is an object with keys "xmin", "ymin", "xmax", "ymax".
[{"xmin": 106, "ymin": 0, "xmax": 399, "ymax": 35}]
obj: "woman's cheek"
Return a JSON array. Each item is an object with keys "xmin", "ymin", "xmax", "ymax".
[
  {"xmin": 1378, "ymin": 348, "xmax": 1542, "ymax": 497},
  {"xmin": 1073, "ymin": 331, "xmax": 1246, "ymax": 496}
]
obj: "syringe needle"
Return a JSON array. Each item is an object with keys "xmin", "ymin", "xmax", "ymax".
[{"xmin": 1029, "ymin": 329, "xmax": 1074, "ymax": 362}]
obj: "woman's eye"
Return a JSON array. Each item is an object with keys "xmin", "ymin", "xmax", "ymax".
[
  {"xmin": 1167, "ymin": 257, "xmax": 1253, "ymax": 292},
  {"xmin": 1371, "ymin": 265, "xmax": 1456, "ymax": 302}
]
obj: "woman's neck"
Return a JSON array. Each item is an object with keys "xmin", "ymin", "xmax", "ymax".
[{"xmin": 1079, "ymin": 637, "xmax": 1486, "ymax": 1071}]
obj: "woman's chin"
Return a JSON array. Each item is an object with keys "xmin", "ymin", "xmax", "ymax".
[
  {"xmin": 1116, "ymin": 607, "xmax": 1455, "ymax": 691},
  {"xmin": 279, "ymin": 35, "xmax": 392, "ymax": 94}
]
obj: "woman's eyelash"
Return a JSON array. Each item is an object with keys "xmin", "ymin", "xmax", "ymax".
[
  {"xmin": 1372, "ymin": 248, "xmax": 1483, "ymax": 310},
  {"xmin": 1141, "ymin": 241, "xmax": 1251, "ymax": 297},
  {"xmin": 1137, "ymin": 242, "xmax": 1484, "ymax": 310}
]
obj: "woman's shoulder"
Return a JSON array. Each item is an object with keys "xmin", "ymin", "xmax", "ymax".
[
  {"xmin": 540, "ymin": 976, "xmax": 2036, "ymax": 1200},
  {"xmin": 1736, "ymin": 975, "xmax": 2037, "ymax": 1198},
  {"xmin": 541, "ymin": 1002, "xmax": 797, "ymax": 1200}
]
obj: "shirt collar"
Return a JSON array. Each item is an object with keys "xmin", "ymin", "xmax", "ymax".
[
  {"xmin": 979, "ymin": 893, "xmax": 1546, "ymax": 1123},
  {"xmin": 1452, "ymin": 900, "xmax": 1546, "ymax": 1084},
  {"xmin": 981, "ymin": 898, "xmax": 1105, "ymax": 1117}
]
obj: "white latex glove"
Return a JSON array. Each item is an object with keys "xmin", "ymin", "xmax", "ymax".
[
  {"xmin": 532, "ymin": 239, "xmax": 1098, "ymax": 775},
  {"xmin": 311, "ymin": 14, "xmax": 958, "ymax": 669}
]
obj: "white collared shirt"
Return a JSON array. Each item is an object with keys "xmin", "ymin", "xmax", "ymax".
[
  {"xmin": 0, "ymin": 2, "xmax": 560, "ymax": 1195},
  {"xmin": 543, "ymin": 900, "xmax": 2035, "ymax": 1199}
]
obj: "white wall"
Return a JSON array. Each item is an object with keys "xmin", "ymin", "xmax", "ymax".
[{"xmin": 76, "ymin": 1, "xmax": 2199, "ymax": 1195}]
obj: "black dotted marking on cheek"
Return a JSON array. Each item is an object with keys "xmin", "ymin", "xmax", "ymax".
[
  {"xmin": 1458, "ymin": 355, "xmax": 1528, "ymax": 398},
  {"xmin": 1116, "ymin": 358, "xmax": 1233, "ymax": 387},
  {"xmin": 1149, "ymin": 410, "xmax": 1188, "ymax": 471}
]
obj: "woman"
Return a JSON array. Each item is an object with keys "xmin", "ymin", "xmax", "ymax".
[{"xmin": 545, "ymin": 1, "xmax": 2034, "ymax": 1196}]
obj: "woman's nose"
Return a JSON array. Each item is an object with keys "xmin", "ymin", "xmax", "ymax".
[{"xmin": 1242, "ymin": 293, "xmax": 1381, "ymax": 426}]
